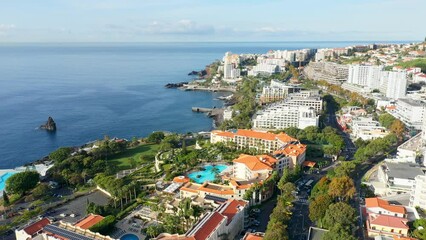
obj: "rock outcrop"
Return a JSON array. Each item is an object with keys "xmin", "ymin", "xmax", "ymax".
[
  {"xmin": 165, "ymin": 82, "xmax": 188, "ymax": 88},
  {"xmin": 188, "ymin": 70, "xmax": 207, "ymax": 77},
  {"xmin": 40, "ymin": 117, "xmax": 57, "ymax": 131}
]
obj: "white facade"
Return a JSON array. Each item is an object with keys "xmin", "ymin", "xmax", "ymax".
[
  {"xmin": 351, "ymin": 117, "xmax": 388, "ymax": 140},
  {"xmin": 392, "ymin": 98, "xmax": 426, "ymax": 130},
  {"xmin": 410, "ymin": 173, "xmax": 426, "ymax": 210},
  {"xmin": 347, "ymin": 65, "xmax": 383, "ymax": 90},
  {"xmin": 248, "ymin": 63, "xmax": 280, "ymax": 76},
  {"xmin": 253, "ymin": 104, "xmax": 319, "ymax": 130},
  {"xmin": 380, "ymin": 71, "xmax": 407, "ymax": 99},
  {"xmin": 259, "ymin": 80, "xmax": 301, "ymax": 103},
  {"xmin": 284, "ymin": 92, "xmax": 323, "ymax": 112},
  {"xmin": 223, "ymin": 52, "xmax": 241, "ymax": 80}
]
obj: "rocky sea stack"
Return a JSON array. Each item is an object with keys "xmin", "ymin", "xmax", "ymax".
[{"xmin": 40, "ymin": 117, "xmax": 57, "ymax": 131}]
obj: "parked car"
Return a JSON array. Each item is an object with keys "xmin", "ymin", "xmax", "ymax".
[{"xmin": 251, "ymin": 208, "xmax": 261, "ymax": 214}]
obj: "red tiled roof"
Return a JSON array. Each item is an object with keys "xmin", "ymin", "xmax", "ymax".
[
  {"xmin": 365, "ymin": 197, "xmax": 406, "ymax": 214},
  {"xmin": 74, "ymin": 214, "xmax": 104, "ymax": 229},
  {"xmin": 193, "ymin": 212, "xmax": 225, "ymax": 240},
  {"xmin": 219, "ymin": 199, "xmax": 247, "ymax": 225},
  {"xmin": 369, "ymin": 214, "xmax": 408, "ymax": 229},
  {"xmin": 23, "ymin": 218, "xmax": 51, "ymax": 236}
]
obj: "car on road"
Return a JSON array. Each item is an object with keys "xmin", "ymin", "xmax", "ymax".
[{"xmin": 251, "ymin": 208, "xmax": 260, "ymax": 214}]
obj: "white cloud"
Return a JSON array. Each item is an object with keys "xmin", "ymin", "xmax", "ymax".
[
  {"xmin": 143, "ymin": 19, "xmax": 215, "ymax": 35},
  {"xmin": 0, "ymin": 24, "xmax": 16, "ymax": 35}
]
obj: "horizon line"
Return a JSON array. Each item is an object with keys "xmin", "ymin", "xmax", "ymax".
[{"xmin": 0, "ymin": 40, "xmax": 420, "ymax": 44}]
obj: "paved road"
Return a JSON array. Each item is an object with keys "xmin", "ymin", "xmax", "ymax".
[
  {"xmin": 45, "ymin": 190, "xmax": 110, "ymax": 224},
  {"xmin": 256, "ymin": 193, "xmax": 278, "ymax": 232}
]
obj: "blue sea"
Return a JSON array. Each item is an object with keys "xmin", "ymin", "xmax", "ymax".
[{"xmin": 0, "ymin": 41, "xmax": 406, "ymax": 168}]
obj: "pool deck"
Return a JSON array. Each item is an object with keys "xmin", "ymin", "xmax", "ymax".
[{"xmin": 0, "ymin": 169, "xmax": 19, "ymax": 176}]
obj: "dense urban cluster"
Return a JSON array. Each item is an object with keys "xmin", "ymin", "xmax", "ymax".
[{"xmin": 2, "ymin": 40, "xmax": 426, "ymax": 240}]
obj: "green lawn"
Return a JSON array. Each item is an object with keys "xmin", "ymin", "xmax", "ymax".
[
  {"xmin": 109, "ymin": 143, "xmax": 160, "ymax": 171},
  {"xmin": 397, "ymin": 58, "xmax": 426, "ymax": 72}
]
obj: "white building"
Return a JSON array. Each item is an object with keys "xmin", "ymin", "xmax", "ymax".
[
  {"xmin": 304, "ymin": 62, "xmax": 349, "ymax": 85},
  {"xmin": 351, "ymin": 117, "xmax": 388, "ymax": 140},
  {"xmin": 155, "ymin": 199, "xmax": 248, "ymax": 240},
  {"xmin": 347, "ymin": 65, "xmax": 383, "ymax": 90},
  {"xmin": 378, "ymin": 162, "xmax": 424, "ymax": 194},
  {"xmin": 392, "ymin": 98, "xmax": 426, "ymax": 130},
  {"xmin": 410, "ymin": 172, "xmax": 426, "ymax": 210},
  {"xmin": 248, "ymin": 63, "xmax": 280, "ymax": 76},
  {"xmin": 223, "ymin": 52, "xmax": 241, "ymax": 80},
  {"xmin": 259, "ymin": 80, "xmax": 301, "ymax": 103},
  {"xmin": 253, "ymin": 104, "xmax": 319, "ymax": 130},
  {"xmin": 284, "ymin": 91, "xmax": 323, "ymax": 112},
  {"xmin": 413, "ymin": 72, "xmax": 426, "ymax": 83},
  {"xmin": 380, "ymin": 71, "xmax": 407, "ymax": 99}
]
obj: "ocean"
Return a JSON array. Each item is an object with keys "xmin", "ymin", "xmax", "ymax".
[{"xmin": 0, "ymin": 41, "xmax": 404, "ymax": 168}]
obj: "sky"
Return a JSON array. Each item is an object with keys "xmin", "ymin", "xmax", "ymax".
[{"xmin": 0, "ymin": 0, "xmax": 425, "ymax": 42}]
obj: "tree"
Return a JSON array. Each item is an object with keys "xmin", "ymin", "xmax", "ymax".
[
  {"xmin": 378, "ymin": 113, "xmax": 396, "ymax": 129},
  {"xmin": 147, "ymin": 131, "xmax": 165, "ymax": 144},
  {"xmin": 2, "ymin": 191, "xmax": 10, "ymax": 207},
  {"xmin": 322, "ymin": 223, "xmax": 357, "ymax": 240},
  {"xmin": 322, "ymin": 202, "xmax": 357, "ymax": 230},
  {"xmin": 49, "ymin": 147, "xmax": 72, "ymax": 162},
  {"xmin": 281, "ymin": 182, "xmax": 296, "ymax": 201},
  {"xmin": 263, "ymin": 222, "xmax": 288, "ymax": 240},
  {"xmin": 89, "ymin": 215, "xmax": 116, "ymax": 235},
  {"xmin": 6, "ymin": 171, "xmax": 40, "ymax": 195},
  {"xmin": 390, "ymin": 119, "xmax": 405, "ymax": 138},
  {"xmin": 334, "ymin": 161, "xmax": 356, "ymax": 177},
  {"xmin": 32, "ymin": 183, "xmax": 50, "ymax": 198},
  {"xmin": 310, "ymin": 177, "xmax": 330, "ymax": 199},
  {"xmin": 309, "ymin": 194, "xmax": 333, "ymax": 224},
  {"xmin": 328, "ymin": 176, "xmax": 356, "ymax": 201},
  {"xmin": 412, "ymin": 218, "xmax": 426, "ymax": 240},
  {"xmin": 146, "ymin": 224, "xmax": 165, "ymax": 238}
]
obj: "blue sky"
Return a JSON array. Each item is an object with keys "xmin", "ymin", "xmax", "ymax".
[{"xmin": 0, "ymin": 0, "xmax": 424, "ymax": 42}]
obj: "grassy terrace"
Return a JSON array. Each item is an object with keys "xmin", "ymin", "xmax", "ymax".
[{"xmin": 109, "ymin": 143, "xmax": 160, "ymax": 171}]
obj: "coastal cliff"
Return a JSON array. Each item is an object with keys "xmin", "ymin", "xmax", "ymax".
[{"xmin": 40, "ymin": 117, "xmax": 57, "ymax": 131}]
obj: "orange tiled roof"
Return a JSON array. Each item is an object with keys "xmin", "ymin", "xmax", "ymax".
[
  {"xmin": 23, "ymin": 218, "xmax": 51, "ymax": 235},
  {"xmin": 173, "ymin": 176, "xmax": 190, "ymax": 183},
  {"xmin": 243, "ymin": 233, "xmax": 264, "ymax": 240},
  {"xmin": 233, "ymin": 154, "xmax": 276, "ymax": 171},
  {"xmin": 211, "ymin": 130, "xmax": 235, "ymax": 138},
  {"xmin": 236, "ymin": 129, "xmax": 277, "ymax": 141},
  {"xmin": 274, "ymin": 144, "xmax": 306, "ymax": 157},
  {"xmin": 369, "ymin": 214, "xmax": 408, "ymax": 229},
  {"xmin": 302, "ymin": 161, "xmax": 316, "ymax": 167},
  {"xmin": 229, "ymin": 179, "xmax": 252, "ymax": 189},
  {"xmin": 219, "ymin": 199, "xmax": 247, "ymax": 224},
  {"xmin": 365, "ymin": 197, "xmax": 406, "ymax": 214},
  {"xmin": 74, "ymin": 214, "xmax": 104, "ymax": 229},
  {"xmin": 198, "ymin": 183, "xmax": 234, "ymax": 195},
  {"xmin": 276, "ymin": 132, "xmax": 297, "ymax": 143}
]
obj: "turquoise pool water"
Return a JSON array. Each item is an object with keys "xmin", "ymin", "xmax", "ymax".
[
  {"xmin": 188, "ymin": 165, "xmax": 228, "ymax": 184},
  {"xmin": 0, "ymin": 172, "xmax": 16, "ymax": 192},
  {"xmin": 120, "ymin": 234, "xmax": 139, "ymax": 240}
]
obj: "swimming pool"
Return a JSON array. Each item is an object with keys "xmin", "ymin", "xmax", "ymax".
[
  {"xmin": 0, "ymin": 172, "xmax": 16, "ymax": 192},
  {"xmin": 120, "ymin": 234, "xmax": 139, "ymax": 240},
  {"xmin": 188, "ymin": 165, "xmax": 228, "ymax": 184}
]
